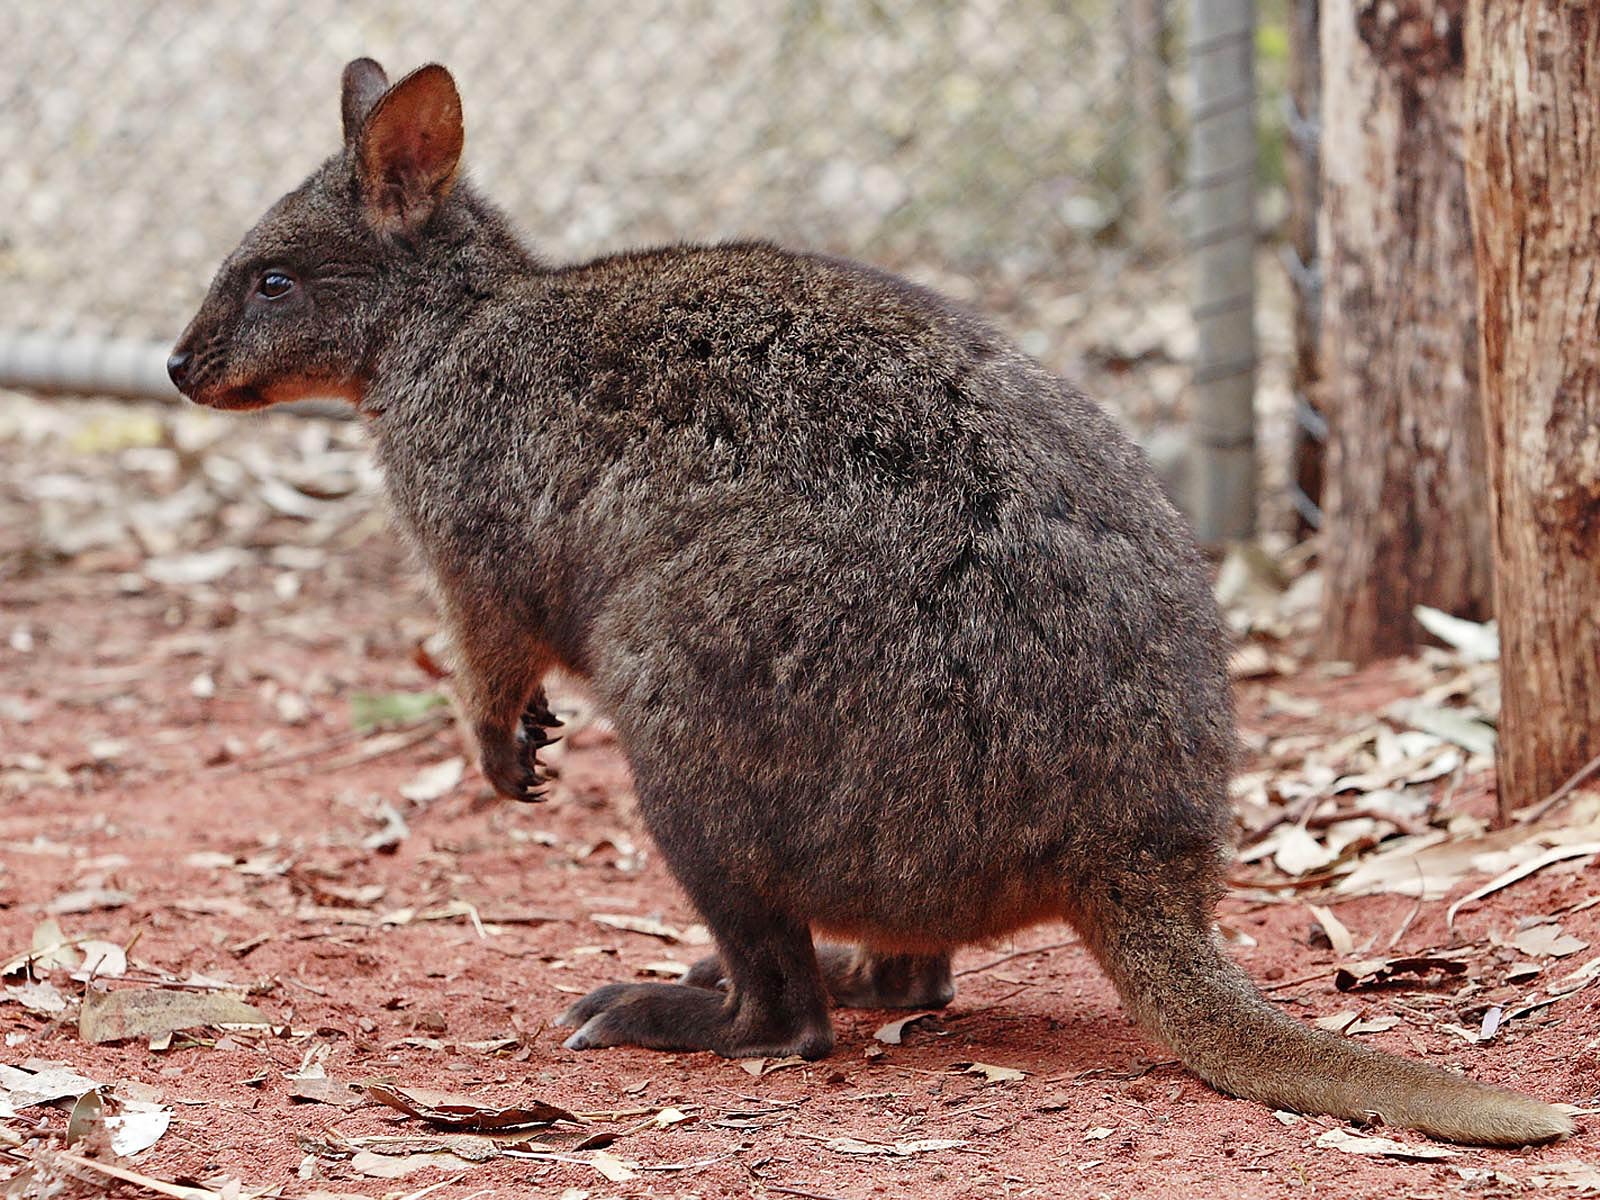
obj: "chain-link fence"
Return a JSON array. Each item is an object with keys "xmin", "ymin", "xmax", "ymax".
[{"xmin": 0, "ymin": 0, "xmax": 1215, "ymax": 429}]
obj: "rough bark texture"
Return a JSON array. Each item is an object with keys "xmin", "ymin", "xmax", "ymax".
[
  {"xmin": 1317, "ymin": 0, "xmax": 1492, "ymax": 662},
  {"xmin": 1464, "ymin": 1, "xmax": 1600, "ymax": 814}
]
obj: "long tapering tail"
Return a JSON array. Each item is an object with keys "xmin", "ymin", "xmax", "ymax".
[{"xmin": 1080, "ymin": 877, "xmax": 1573, "ymax": 1146}]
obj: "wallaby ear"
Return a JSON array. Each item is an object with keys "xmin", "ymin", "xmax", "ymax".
[
  {"xmin": 341, "ymin": 57, "xmax": 390, "ymax": 145},
  {"xmin": 355, "ymin": 63, "xmax": 464, "ymax": 237}
]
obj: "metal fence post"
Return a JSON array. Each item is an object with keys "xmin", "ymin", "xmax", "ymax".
[{"xmin": 1187, "ymin": 0, "xmax": 1258, "ymax": 541}]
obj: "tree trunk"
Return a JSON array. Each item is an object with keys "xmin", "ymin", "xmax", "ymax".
[
  {"xmin": 1317, "ymin": 0, "xmax": 1492, "ymax": 662},
  {"xmin": 1121, "ymin": 0, "xmax": 1172, "ymax": 241},
  {"xmin": 1286, "ymin": 0, "xmax": 1323, "ymax": 538},
  {"xmin": 1464, "ymin": 1, "xmax": 1600, "ymax": 816}
]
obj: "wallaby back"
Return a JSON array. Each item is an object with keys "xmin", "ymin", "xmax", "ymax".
[{"xmin": 169, "ymin": 58, "xmax": 1575, "ymax": 1150}]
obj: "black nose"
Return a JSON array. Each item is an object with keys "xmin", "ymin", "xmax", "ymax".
[{"xmin": 166, "ymin": 351, "xmax": 193, "ymax": 389}]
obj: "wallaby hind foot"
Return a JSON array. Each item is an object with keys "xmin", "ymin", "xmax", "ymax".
[
  {"xmin": 561, "ymin": 835, "xmax": 834, "ymax": 1059},
  {"xmin": 684, "ymin": 945, "xmax": 955, "ymax": 1010},
  {"xmin": 555, "ymin": 981, "xmax": 832, "ymax": 1059}
]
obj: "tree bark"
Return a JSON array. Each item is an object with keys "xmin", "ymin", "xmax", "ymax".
[
  {"xmin": 1464, "ymin": 1, "xmax": 1600, "ymax": 815},
  {"xmin": 1287, "ymin": 0, "xmax": 1323, "ymax": 538},
  {"xmin": 1317, "ymin": 0, "xmax": 1492, "ymax": 662},
  {"xmin": 1121, "ymin": 0, "xmax": 1173, "ymax": 241}
]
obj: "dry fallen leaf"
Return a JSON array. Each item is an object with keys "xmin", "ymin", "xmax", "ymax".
[
  {"xmin": 1413, "ymin": 606, "xmax": 1499, "ymax": 663},
  {"xmin": 66, "ymin": 1089, "xmax": 110, "ymax": 1152},
  {"xmin": 1348, "ymin": 1015, "xmax": 1401, "ymax": 1035},
  {"xmin": 361, "ymin": 1082, "xmax": 579, "ymax": 1130},
  {"xmin": 1307, "ymin": 904, "xmax": 1356, "ymax": 956},
  {"xmin": 1526, "ymin": 1161, "xmax": 1600, "ymax": 1191},
  {"xmin": 1271, "ymin": 826, "xmax": 1339, "ymax": 877},
  {"xmin": 78, "ymin": 988, "xmax": 274, "ymax": 1045},
  {"xmin": 288, "ymin": 1064, "xmax": 367, "ymax": 1109},
  {"xmin": 1446, "ymin": 839, "xmax": 1600, "ymax": 927},
  {"xmin": 1558, "ymin": 955, "xmax": 1600, "ymax": 993},
  {"xmin": 399, "ymin": 757, "xmax": 465, "ymax": 803},
  {"xmin": 1, "ymin": 917, "xmax": 84, "ymax": 976},
  {"xmin": 5, "ymin": 978, "xmax": 71, "ymax": 1015},
  {"xmin": 872, "ymin": 1012, "xmax": 941, "ymax": 1045},
  {"xmin": 590, "ymin": 913, "xmax": 711, "ymax": 945},
  {"xmin": 823, "ymin": 1136, "xmax": 967, "ymax": 1156},
  {"xmin": 45, "ymin": 886, "xmax": 134, "ymax": 915},
  {"xmin": 1315, "ymin": 1128, "xmax": 1457, "ymax": 1160},
  {"xmin": 1479, "ymin": 1006, "xmax": 1504, "ymax": 1041},
  {"xmin": 362, "ymin": 801, "xmax": 409, "ymax": 853},
  {"xmin": 72, "ymin": 940, "xmax": 129, "ymax": 980},
  {"xmin": 1334, "ymin": 956, "xmax": 1467, "ymax": 993},
  {"xmin": 349, "ymin": 1149, "xmax": 479, "ymax": 1179},
  {"xmin": 143, "ymin": 548, "xmax": 247, "ymax": 586},
  {"xmin": 1385, "ymin": 700, "xmax": 1495, "ymax": 757},
  {"xmin": 44, "ymin": 1150, "xmax": 229, "ymax": 1200},
  {"xmin": 1311, "ymin": 1011, "xmax": 1400, "ymax": 1036},
  {"xmin": 1509, "ymin": 923, "xmax": 1590, "ymax": 960},
  {"xmin": 106, "ymin": 1099, "xmax": 174, "ymax": 1156},
  {"xmin": 958, "ymin": 1061, "xmax": 1026, "ymax": 1083},
  {"xmin": 737, "ymin": 1055, "xmax": 809, "ymax": 1077},
  {"xmin": 1337, "ymin": 826, "xmax": 1539, "ymax": 900},
  {"xmin": 1313, "ymin": 1011, "xmax": 1357, "ymax": 1034},
  {"xmin": 0, "ymin": 1060, "xmax": 104, "ymax": 1110},
  {"xmin": 588, "ymin": 1150, "xmax": 638, "ymax": 1183}
]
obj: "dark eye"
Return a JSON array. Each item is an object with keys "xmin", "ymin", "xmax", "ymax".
[{"xmin": 257, "ymin": 271, "xmax": 296, "ymax": 299}]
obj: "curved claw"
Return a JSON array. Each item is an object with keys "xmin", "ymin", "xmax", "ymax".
[{"xmin": 479, "ymin": 726, "xmax": 550, "ymax": 804}]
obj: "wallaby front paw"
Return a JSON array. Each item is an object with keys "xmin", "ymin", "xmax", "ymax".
[
  {"xmin": 478, "ymin": 734, "xmax": 542, "ymax": 802},
  {"xmin": 478, "ymin": 695, "xmax": 562, "ymax": 803}
]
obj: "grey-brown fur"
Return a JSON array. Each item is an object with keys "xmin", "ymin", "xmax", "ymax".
[{"xmin": 169, "ymin": 60, "xmax": 1573, "ymax": 1147}]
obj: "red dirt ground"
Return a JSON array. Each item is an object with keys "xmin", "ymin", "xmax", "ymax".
[{"xmin": 3, "ymin": 481, "xmax": 1598, "ymax": 1200}]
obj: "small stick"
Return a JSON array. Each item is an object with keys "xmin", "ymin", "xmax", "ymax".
[
  {"xmin": 300, "ymin": 714, "xmax": 452, "ymax": 773},
  {"xmin": 1261, "ymin": 970, "xmax": 1332, "ymax": 993},
  {"xmin": 955, "ymin": 938, "xmax": 1077, "ymax": 977},
  {"xmin": 215, "ymin": 710, "xmax": 449, "ymax": 776},
  {"xmin": 211, "ymin": 725, "xmax": 370, "ymax": 775},
  {"xmin": 765, "ymin": 1186, "xmax": 853, "ymax": 1200},
  {"xmin": 1514, "ymin": 749, "xmax": 1600, "ymax": 826},
  {"xmin": 50, "ymin": 1150, "xmax": 224, "ymax": 1199},
  {"xmin": 1385, "ymin": 860, "xmax": 1427, "ymax": 950}
]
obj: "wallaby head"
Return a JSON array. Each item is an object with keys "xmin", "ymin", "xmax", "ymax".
[{"xmin": 169, "ymin": 59, "xmax": 509, "ymax": 411}]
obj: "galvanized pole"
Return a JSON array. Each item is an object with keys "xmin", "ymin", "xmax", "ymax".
[{"xmin": 1186, "ymin": 0, "xmax": 1258, "ymax": 541}]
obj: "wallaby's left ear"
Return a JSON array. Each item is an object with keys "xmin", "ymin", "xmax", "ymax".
[{"xmin": 355, "ymin": 63, "xmax": 463, "ymax": 237}]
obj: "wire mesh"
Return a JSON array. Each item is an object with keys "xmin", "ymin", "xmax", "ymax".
[{"xmin": 1, "ymin": 0, "xmax": 1192, "ymax": 426}]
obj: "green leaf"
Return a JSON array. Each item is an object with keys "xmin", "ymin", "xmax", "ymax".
[{"xmin": 349, "ymin": 691, "xmax": 448, "ymax": 732}]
